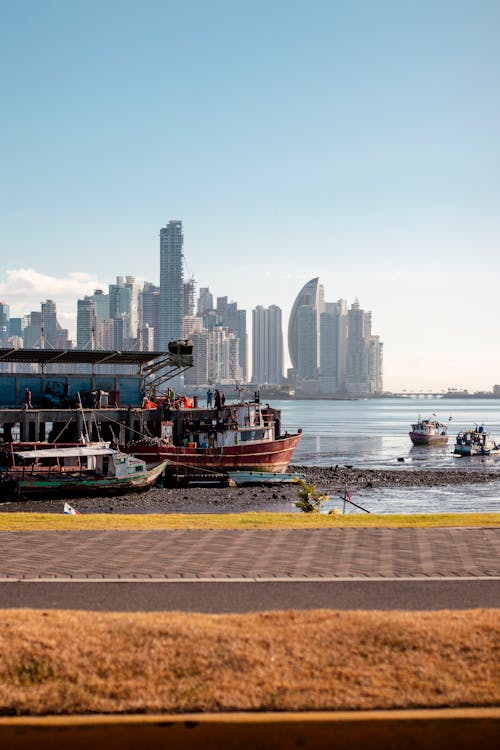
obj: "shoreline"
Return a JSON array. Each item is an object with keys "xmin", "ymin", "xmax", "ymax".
[{"xmin": 0, "ymin": 465, "xmax": 499, "ymax": 515}]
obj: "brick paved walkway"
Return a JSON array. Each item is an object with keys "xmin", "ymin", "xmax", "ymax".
[{"xmin": 0, "ymin": 528, "xmax": 499, "ymax": 580}]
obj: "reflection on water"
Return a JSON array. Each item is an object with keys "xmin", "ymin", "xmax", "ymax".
[
  {"xmin": 274, "ymin": 397, "xmax": 500, "ymax": 514},
  {"xmin": 319, "ymin": 482, "xmax": 500, "ymax": 515}
]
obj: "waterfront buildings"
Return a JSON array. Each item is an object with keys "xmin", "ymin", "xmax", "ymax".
[
  {"xmin": 288, "ymin": 278, "xmax": 383, "ymax": 396},
  {"xmin": 1, "ymin": 220, "xmax": 383, "ymax": 395},
  {"xmin": 183, "ymin": 286, "xmax": 247, "ymax": 386}
]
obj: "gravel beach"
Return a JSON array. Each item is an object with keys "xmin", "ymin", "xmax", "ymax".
[{"xmin": 1, "ymin": 465, "xmax": 499, "ymax": 514}]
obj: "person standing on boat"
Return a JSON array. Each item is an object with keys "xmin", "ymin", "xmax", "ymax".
[
  {"xmin": 24, "ymin": 388, "xmax": 32, "ymax": 409},
  {"xmin": 214, "ymin": 389, "xmax": 222, "ymax": 410},
  {"xmin": 206, "ymin": 388, "xmax": 213, "ymax": 408}
]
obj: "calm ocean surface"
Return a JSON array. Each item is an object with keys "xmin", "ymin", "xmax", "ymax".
[{"xmin": 271, "ymin": 397, "xmax": 500, "ymax": 514}]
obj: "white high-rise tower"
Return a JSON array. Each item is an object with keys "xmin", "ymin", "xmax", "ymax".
[{"xmin": 159, "ymin": 220, "xmax": 184, "ymax": 350}]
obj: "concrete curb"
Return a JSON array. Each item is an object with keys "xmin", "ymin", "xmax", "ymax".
[{"xmin": 0, "ymin": 708, "xmax": 498, "ymax": 749}]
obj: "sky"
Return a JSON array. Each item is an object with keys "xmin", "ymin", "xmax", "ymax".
[{"xmin": 0, "ymin": 0, "xmax": 499, "ymax": 392}]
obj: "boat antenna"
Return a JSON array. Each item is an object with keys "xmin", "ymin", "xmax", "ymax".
[{"xmin": 76, "ymin": 392, "xmax": 91, "ymax": 444}]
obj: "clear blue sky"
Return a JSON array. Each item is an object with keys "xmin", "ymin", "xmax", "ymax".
[{"xmin": 1, "ymin": 0, "xmax": 499, "ymax": 391}]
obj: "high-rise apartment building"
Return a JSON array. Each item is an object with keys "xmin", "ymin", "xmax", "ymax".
[
  {"xmin": 251, "ymin": 305, "xmax": 283, "ymax": 385},
  {"xmin": 184, "ymin": 277, "xmax": 196, "ymax": 318},
  {"xmin": 297, "ymin": 305, "xmax": 319, "ymax": 381},
  {"xmin": 345, "ymin": 300, "xmax": 371, "ymax": 394},
  {"xmin": 23, "ymin": 311, "xmax": 42, "ymax": 349},
  {"xmin": 197, "ymin": 287, "xmax": 213, "ymax": 316},
  {"xmin": 108, "ymin": 276, "xmax": 138, "ymax": 343},
  {"xmin": 367, "ymin": 335, "xmax": 383, "ymax": 393},
  {"xmin": 184, "ymin": 331, "xmax": 209, "ymax": 386},
  {"xmin": 0, "ymin": 302, "xmax": 10, "ymax": 344},
  {"xmin": 41, "ymin": 300, "xmax": 58, "ymax": 349},
  {"xmin": 76, "ymin": 298, "xmax": 95, "ymax": 350},
  {"xmin": 236, "ymin": 309, "xmax": 248, "ymax": 382},
  {"xmin": 319, "ymin": 300, "xmax": 347, "ymax": 393},
  {"xmin": 140, "ymin": 282, "xmax": 160, "ymax": 349},
  {"xmin": 89, "ymin": 289, "xmax": 110, "ymax": 349},
  {"xmin": 159, "ymin": 220, "xmax": 184, "ymax": 350},
  {"xmin": 216, "ymin": 296, "xmax": 247, "ymax": 382}
]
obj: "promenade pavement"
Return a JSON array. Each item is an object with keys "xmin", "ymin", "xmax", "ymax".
[{"xmin": 0, "ymin": 528, "xmax": 499, "ymax": 580}]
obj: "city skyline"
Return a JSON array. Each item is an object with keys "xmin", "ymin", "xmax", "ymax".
[
  {"xmin": 1, "ymin": 1, "xmax": 499, "ymax": 392},
  {"xmin": 0, "ymin": 264, "xmax": 383, "ymax": 392}
]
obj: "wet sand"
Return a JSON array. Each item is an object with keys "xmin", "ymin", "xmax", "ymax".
[{"xmin": 1, "ymin": 465, "xmax": 499, "ymax": 515}]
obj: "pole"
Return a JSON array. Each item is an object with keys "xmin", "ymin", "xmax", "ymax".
[{"xmin": 340, "ymin": 484, "xmax": 371, "ymax": 514}]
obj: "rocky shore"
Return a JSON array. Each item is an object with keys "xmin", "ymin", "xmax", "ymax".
[{"xmin": 1, "ymin": 465, "xmax": 499, "ymax": 515}]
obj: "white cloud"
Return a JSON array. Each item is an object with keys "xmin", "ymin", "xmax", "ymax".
[{"xmin": 0, "ymin": 268, "xmax": 109, "ymax": 338}]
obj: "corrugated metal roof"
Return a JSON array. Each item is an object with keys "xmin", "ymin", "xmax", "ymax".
[
  {"xmin": 15, "ymin": 445, "xmax": 116, "ymax": 458},
  {"xmin": 0, "ymin": 348, "xmax": 165, "ymax": 366}
]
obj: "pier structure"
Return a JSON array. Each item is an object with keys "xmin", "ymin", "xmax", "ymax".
[{"xmin": 0, "ymin": 344, "xmax": 193, "ymax": 444}]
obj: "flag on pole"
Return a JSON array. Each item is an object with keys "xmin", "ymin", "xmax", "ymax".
[{"xmin": 63, "ymin": 502, "xmax": 80, "ymax": 515}]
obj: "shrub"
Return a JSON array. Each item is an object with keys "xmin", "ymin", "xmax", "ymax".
[{"xmin": 294, "ymin": 477, "xmax": 329, "ymax": 513}]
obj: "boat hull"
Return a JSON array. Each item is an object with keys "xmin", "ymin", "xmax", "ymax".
[
  {"xmin": 2, "ymin": 460, "xmax": 168, "ymax": 500},
  {"xmin": 125, "ymin": 433, "xmax": 302, "ymax": 473},
  {"xmin": 227, "ymin": 470, "xmax": 305, "ymax": 486},
  {"xmin": 454, "ymin": 445, "xmax": 500, "ymax": 457},
  {"xmin": 409, "ymin": 432, "xmax": 449, "ymax": 446}
]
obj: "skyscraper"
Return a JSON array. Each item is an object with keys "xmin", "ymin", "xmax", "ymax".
[
  {"xmin": 289, "ymin": 278, "xmax": 383, "ymax": 395},
  {"xmin": 159, "ymin": 220, "xmax": 184, "ymax": 350},
  {"xmin": 345, "ymin": 300, "xmax": 370, "ymax": 394},
  {"xmin": 108, "ymin": 276, "xmax": 138, "ymax": 343},
  {"xmin": 140, "ymin": 282, "xmax": 160, "ymax": 349},
  {"xmin": 252, "ymin": 305, "xmax": 283, "ymax": 385},
  {"xmin": 0, "ymin": 302, "xmax": 10, "ymax": 344},
  {"xmin": 319, "ymin": 300, "xmax": 348, "ymax": 393},
  {"xmin": 197, "ymin": 287, "xmax": 213, "ymax": 316},
  {"xmin": 23, "ymin": 311, "xmax": 41, "ymax": 349},
  {"xmin": 41, "ymin": 300, "xmax": 57, "ymax": 349},
  {"xmin": 288, "ymin": 277, "xmax": 321, "ymax": 377},
  {"xmin": 76, "ymin": 298, "xmax": 95, "ymax": 350},
  {"xmin": 184, "ymin": 276, "xmax": 196, "ymax": 318}
]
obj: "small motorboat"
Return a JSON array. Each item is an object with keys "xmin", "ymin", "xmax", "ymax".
[{"xmin": 453, "ymin": 425, "xmax": 500, "ymax": 457}]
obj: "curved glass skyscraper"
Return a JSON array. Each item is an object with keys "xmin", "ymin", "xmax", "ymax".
[{"xmin": 287, "ymin": 277, "xmax": 321, "ymax": 375}]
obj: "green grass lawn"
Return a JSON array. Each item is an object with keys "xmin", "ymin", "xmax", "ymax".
[{"xmin": 0, "ymin": 511, "xmax": 499, "ymax": 530}]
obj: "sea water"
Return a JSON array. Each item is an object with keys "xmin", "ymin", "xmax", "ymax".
[{"xmin": 270, "ymin": 397, "xmax": 500, "ymax": 514}]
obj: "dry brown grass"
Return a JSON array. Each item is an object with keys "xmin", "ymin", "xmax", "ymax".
[{"xmin": 0, "ymin": 609, "xmax": 498, "ymax": 715}]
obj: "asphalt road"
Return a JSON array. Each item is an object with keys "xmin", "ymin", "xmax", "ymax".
[{"xmin": 1, "ymin": 578, "xmax": 499, "ymax": 612}]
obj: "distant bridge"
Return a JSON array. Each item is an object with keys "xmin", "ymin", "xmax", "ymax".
[{"xmin": 387, "ymin": 393, "xmax": 447, "ymax": 398}]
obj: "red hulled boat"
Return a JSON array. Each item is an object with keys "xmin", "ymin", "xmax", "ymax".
[
  {"xmin": 409, "ymin": 415, "xmax": 449, "ymax": 446},
  {"xmin": 124, "ymin": 397, "xmax": 302, "ymax": 474}
]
